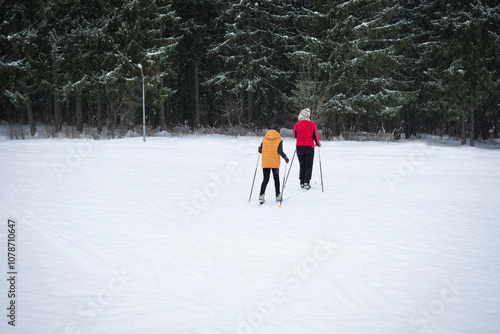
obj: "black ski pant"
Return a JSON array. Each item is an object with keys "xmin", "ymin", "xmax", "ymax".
[
  {"xmin": 297, "ymin": 146, "xmax": 315, "ymax": 184},
  {"xmin": 260, "ymin": 168, "xmax": 280, "ymax": 195}
]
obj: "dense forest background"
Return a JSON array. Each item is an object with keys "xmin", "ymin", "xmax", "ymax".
[{"xmin": 1, "ymin": 0, "xmax": 499, "ymax": 143}]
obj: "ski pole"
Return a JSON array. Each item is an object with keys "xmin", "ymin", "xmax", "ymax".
[
  {"xmin": 318, "ymin": 146, "xmax": 324, "ymax": 193},
  {"xmin": 284, "ymin": 149, "xmax": 296, "ymax": 186},
  {"xmin": 278, "ymin": 160, "xmax": 288, "ymax": 208},
  {"xmin": 248, "ymin": 153, "xmax": 260, "ymax": 203}
]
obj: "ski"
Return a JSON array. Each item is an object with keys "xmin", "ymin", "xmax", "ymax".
[{"xmin": 257, "ymin": 197, "xmax": 282, "ymax": 206}]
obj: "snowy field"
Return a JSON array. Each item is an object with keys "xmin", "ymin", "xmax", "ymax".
[{"xmin": 1, "ymin": 135, "xmax": 499, "ymax": 334}]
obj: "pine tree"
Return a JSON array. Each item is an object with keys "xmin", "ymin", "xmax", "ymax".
[
  {"xmin": 50, "ymin": 0, "xmax": 179, "ymax": 135},
  {"xmin": 323, "ymin": 0, "xmax": 416, "ymax": 135},
  {"xmin": 289, "ymin": 1, "xmax": 332, "ymax": 133},
  {"xmin": 1, "ymin": 0, "xmax": 498, "ymax": 139},
  {"xmin": 95, "ymin": 0, "xmax": 178, "ymax": 135},
  {"xmin": 207, "ymin": 0, "xmax": 298, "ymax": 126},
  {"xmin": 172, "ymin": 0, "xmax": 220, "ymax": 128},
  {"xmin": 0, "ymin": 0, "xmax": 51, "ymax": 136},
  {"xmin": 134, "ymin": 0, "xmax": 178, "ymax": 131},
  {"xmin": 425, "ymin": 0, "xmax": 500, "ymax": 145}
]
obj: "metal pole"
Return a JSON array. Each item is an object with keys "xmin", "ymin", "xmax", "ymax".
[
  {"xmin": 248, "ymin": 153, "xmax": 260, "ymax": 203},
  {"xmin": 284, "ymin": 149, "xmax": 296, "ymax": 186},
  {"xmin": 138, "ymin": 63, "xmax": 146, "ymax": 142},
  {"xmin": 318, "ymin": 146, "xmax": 324, "ymax": 192},
  {"xmin": 278, "ymin": 161, "xmax": 288, "ymax": 208}
]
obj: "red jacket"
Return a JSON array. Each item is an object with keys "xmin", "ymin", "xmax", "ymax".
[{"xmin": 293, "ymin": 120, "xmax": 321, "ymax": 147}]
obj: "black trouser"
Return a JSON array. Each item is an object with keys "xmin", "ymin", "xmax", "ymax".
[
  {"xmin": 260, "ymin": 168, "xmax": 280, "ymax": 195},
  {"xmin": 297, "ymin": 146, "xmax": 314, "ymax": 184}
]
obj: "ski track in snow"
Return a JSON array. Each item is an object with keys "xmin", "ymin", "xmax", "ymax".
[{"xmin": 0, "ymin": 136, "xmax": 499, "ymax": 334}]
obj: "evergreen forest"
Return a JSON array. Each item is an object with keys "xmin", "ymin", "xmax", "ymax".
[{"xmin": 1, "ymin": 0, "xmax": 499, "ymax": 143}]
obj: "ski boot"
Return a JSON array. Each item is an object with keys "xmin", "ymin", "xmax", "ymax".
[{"xmin": 259, "ymin": 194, "xmax": 265, "ymax": 204}]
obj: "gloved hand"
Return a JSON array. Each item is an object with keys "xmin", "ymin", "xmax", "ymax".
[{"xmin": 285, "ymin": 158, "xmax": 289, "ymax": 163}]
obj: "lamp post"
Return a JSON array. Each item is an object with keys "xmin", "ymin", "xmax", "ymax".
[{"xmin": 138, "ymin": 63, "xmax": 146, "ymax": 142}]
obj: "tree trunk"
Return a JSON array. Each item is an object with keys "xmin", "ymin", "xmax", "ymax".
[
  {"xmin": 248, "ymin": 90, "xmax": 254, "ymax": 124},
  {"xmin": 108, "ymin": 98, "xmax": 116, "ymax": 139},
  {"xmin": 87, "ymin": 98, "xmax": 91, "ymax": 127},
  {"xmin": 159, "ymin": 100, "xmax": 166, "ymax": 131},
  {"xmin": 44, "ymin": 99, "xmax": 52, "ymax": 124},
  {"xmin": 405, "ymin": 109, "xmax": 410, "ymax": 139},
  {"xmin": 26, "ymin": 97, "xmax": 36, "ymax": 136},
  {"xmin": 165, "ymin": 96, "xmax": 172, "ymax": 129},
  {"xmin": 158, "ymin": 19, "xmax": 167, "ymax": 132},
  {"xmin": 54, "ymin": 91, "xmax": 62, "ymax": 132},
  {"xmin": 51, "ymin": 34, "xmax": 61, "ymax": 133},
  {"xmin": 194, "ymin": 60, "xmax": 200, "ymax": 127},
  {"xmin": 470, "ymin": 103, "xmax": 475, "ymax": 147},
  {"xmin": 460, "ymin": 107, "xmax": 466, "ymax": 145},
  {"xmin": 97, "ymin": 93, "xmax": 102, "ymax": 135},
  {"xmin": 76, "ymin": 90, "xmax": 83, "ymax": 133},
  {"xmin": 331, "ymin": 110, "xmax": 337, "ymax": 137}
]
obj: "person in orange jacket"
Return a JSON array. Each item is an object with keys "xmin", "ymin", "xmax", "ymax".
[{"xmin": 258, "ymin": 124, "xmax": 289, "ymax": 204}]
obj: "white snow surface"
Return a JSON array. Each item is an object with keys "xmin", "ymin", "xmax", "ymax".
[{"xmin": 1, "ymin": 136, "xmax": 499, "ymax": 334}]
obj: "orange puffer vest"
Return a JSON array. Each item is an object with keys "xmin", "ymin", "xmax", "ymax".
[{"xmin": 261, "ymin": 129, "xmax": 282, "ymax": 168}]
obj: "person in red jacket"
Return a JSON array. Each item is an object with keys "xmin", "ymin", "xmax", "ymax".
[
  {"xmin": 258, "ymin": 124, "xmax": 289, "ymax": 204},
  {"xmin": 293, "ymin": 108, "xmax": 321, "ymax": 189}
]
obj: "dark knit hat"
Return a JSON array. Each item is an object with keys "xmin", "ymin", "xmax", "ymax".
[{"xmin": 270, "ymin": 124, "xmax": 280, "ymax": 133}]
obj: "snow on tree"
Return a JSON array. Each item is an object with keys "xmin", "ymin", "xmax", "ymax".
[
  {"xmin": 323, "ymin": 0, "xmax": 417, "ymax": 134},
  {"xmin": 1, "ymin": 0, "xmax": 178, "ymax": 137},
  {"xmin": 172, "ymin": 0, "xmax": 220, "ymax": 128},
  {"xmin": 288, "ymin": 2, "xmax": 332, "ymax": 133},
  {"xmin": 0, "ymin": 0, "xmax": 50, "ymax": 136},
  {"xmin": 0, "ymin": 0, "xmax": 498, "ymax": 139},
  {"xmin": 422, "ymin": 0, "xmax": 500, "ymax": 145},
  {"xmin": 206, "ymin": 0, "xmax": 299, "ymax": 126}
]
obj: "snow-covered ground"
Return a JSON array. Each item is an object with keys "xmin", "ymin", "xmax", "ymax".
[{"xmin": 1, "ymin": 136, "xmax": 499, "ymax": 334}]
